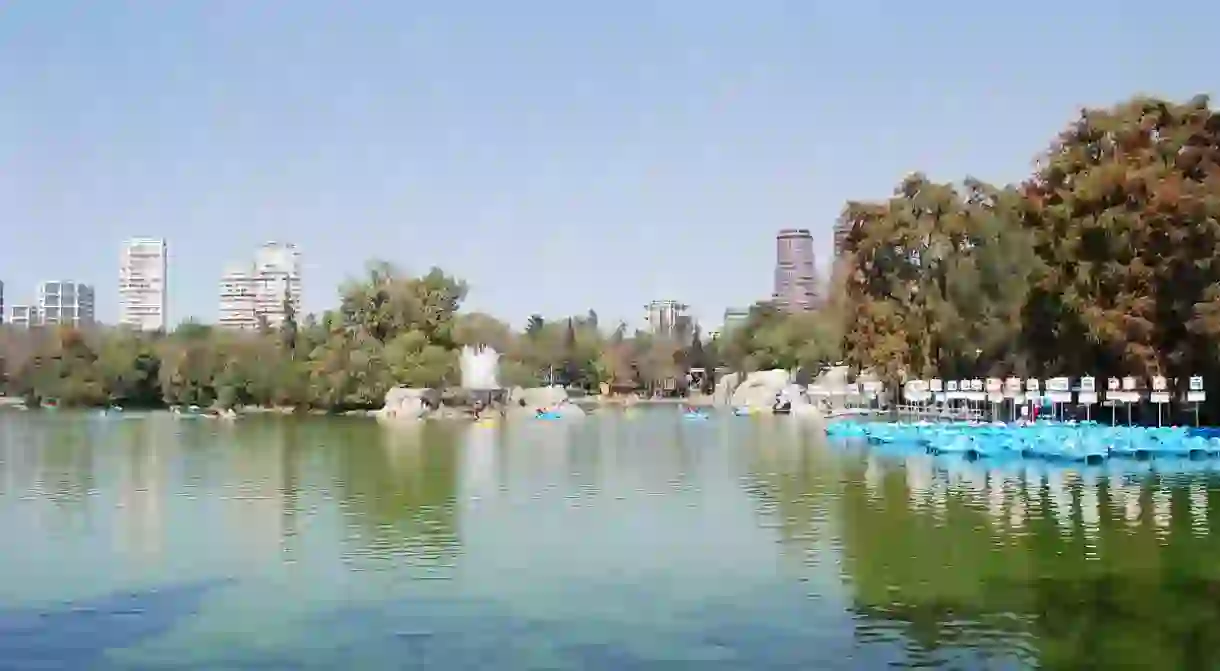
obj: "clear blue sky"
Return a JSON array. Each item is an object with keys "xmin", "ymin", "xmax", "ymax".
[{"xmin": 1, "ymin": 1, "xmax": 1216, "ymax": 330}]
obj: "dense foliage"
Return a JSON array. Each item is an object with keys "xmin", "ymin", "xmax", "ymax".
[{"xmin": 837, "ymin": 94, "xmax": 1220, "ymax": 412}]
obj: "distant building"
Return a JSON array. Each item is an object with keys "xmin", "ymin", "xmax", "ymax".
[
  {"xmin": 119, "ymin": 238, "xmax": 168, "ymax": 331},
  {"xmin": 218, "ymin": 264, "xmax": 258, "ymax": 329},
  {"xmin": 721, "ymin": 307, "xmax": 750, "ymax": 337},
  {"xmin": 644, "ymin": 300, "xmax": 691, "ymax": 339},
  {"xmin": 833, "ymin": 219, "xmax": 851, "ymax": 258},
  {"xmin": 38, "ymin": 281, "xmax": 95, "ymax": 327},
  {"xmin": 0, "ymin": 280, "xmax": 4, "ymax": 324},
  {"xmin": 772, "ymin": 228, "xmax": 819, "ymax": 312},
  {"xmin": 7, "ymin": 304, "xmax": 39, "ymax": 327},
  {"xmin": 219, "ymin": 242, "xmax": 301, "ymax": 329}
]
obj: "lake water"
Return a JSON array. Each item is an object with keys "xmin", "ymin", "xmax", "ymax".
[{"xmin": 1, "ymin": 410, "xmax": 1219, "ymax": 669}]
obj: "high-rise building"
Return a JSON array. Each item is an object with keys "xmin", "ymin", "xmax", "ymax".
[
  {"xmin": 7, "ymin": 304, "xmax": 39, "ymax": 327},
  {"xmin": 772, "ymin": 228, "xmax": 819, "ymax": 312},
  {"xmin": 218, "ymin": 242, "xmax": 301, "ymax": 329},
  {"xmin": 0, "ymin": 280, "xmax": 5, "ymax": 324},
  {"xmin": 119, "ymin": 238, "xmax": 168, "ymax": 331},
  {"xmin": 38, "ymin": 281, "xmax": 95, "ymax": 327},
  {"xmin": 644, "ymin": 300, "xmax": 691, "ymax": 340},
  {"xmin": 218, "ymin": 264, "xmax": 257, "ymax": 329}
]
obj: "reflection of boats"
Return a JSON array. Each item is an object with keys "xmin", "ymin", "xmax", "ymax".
[{"xmin": 827, "ymin": 420, "xmax": 1220, "ymax": 469}]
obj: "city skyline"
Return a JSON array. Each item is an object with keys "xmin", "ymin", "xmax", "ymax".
[{"xmin": 1, "ymin": 225, "xmax": 822, "ymax": 333}]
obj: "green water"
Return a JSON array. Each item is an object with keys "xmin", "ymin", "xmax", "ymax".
[{"xmin": 1, "ymin": 411, "xmax": 1219, "ymax": 669}]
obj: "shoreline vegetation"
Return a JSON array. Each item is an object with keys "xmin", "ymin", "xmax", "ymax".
[{"xmin": 3, "ymin": 94, "xmax": 1220, "ymax": 423}]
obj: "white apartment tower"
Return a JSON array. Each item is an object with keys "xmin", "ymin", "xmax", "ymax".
[
  {"xmin": 38, "ymin": 281, "xmax": 95, "ymax": 327},
  {"xmin": 219, "ymin": 242, "xmax": 301, "ymax": 329},
  {"xmin": 119, "ymin": 238, "xmax": 168, "ymax": 331}
]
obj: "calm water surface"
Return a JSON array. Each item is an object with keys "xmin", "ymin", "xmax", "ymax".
[{"xmin": 1, "ymin": 410, "xmax": 1219, "ymax": 669}]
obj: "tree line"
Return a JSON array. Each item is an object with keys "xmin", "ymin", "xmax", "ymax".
[
  {"xmin": 0, "ymin": 262, "xmax": 747, "ymax": 410},
  {"xmin": 3, "ymin": 93, "xmax": 1219, "ymax": 416},
  {"xmin": 837, "ymin": 93, "xmax": 1220, "ymax": 418}
]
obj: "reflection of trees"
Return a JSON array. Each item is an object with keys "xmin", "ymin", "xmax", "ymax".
[
  {"xmin": 35, "ymin": 417, "xmax": 98, "ymax": 509},
  {"xmin": 738, "ymin": 420, "xmax": 841, "ymax": 564},
  {"xmin": 835, "ymin": 458, "xmax": 1220, "ymax": 669},
  {"xmin": 336, "ymin": 420, "xmax": 462, "ymax": 566}
]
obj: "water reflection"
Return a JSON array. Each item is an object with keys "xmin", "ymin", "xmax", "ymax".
[
  {"xmin": 828, "ymin": 441, "xmax": 1220, "ymax": 668},
  {"xmin": 339, "ymin": 420, "xmax": 463, "ymax": 574},
  {"xmin": 8, "ymin": 411, "xmax": 1220, "ymax": 667}
]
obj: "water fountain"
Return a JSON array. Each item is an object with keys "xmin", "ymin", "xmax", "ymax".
[{"xmin": 460, "ymin": 345, "xmax": 501, "ymax": 392}]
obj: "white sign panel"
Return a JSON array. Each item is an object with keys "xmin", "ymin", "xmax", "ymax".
[
  {"xmin": 1122, "ymin": 376, "xmax": 1136, "ymax": 391},
  {"xmin": 987, "ymin": 392, "xmax": 1005, "ymax": 403},
  {"xmin": 1080, "ymin": 376, "xmax": 1096, "ymax": 393},
  {"xmin": 1026, "ymin": 379, "xmax": 1040, "ymax": 392},
  {"xmin": 1107, "ymin": 377, "xmax": 1120, "ymax": 391},
  {"xmin": 1188, "ymin": 391, "xmax": 1207, "ymax": 402},
  {"xmin": 1151, "ymin": 391, "xmax": 1171, "ymax": 404},
  {"xmin": 946, "ymin": 380, "xmax": 958, "ymax": 392},
  {"xmin": 929, "ymin": 378, "xmax": 943, "ymax": 393},
  {"xmin": 1004, "ymin": 378, "xmax": 1021, "ymax": 397},
  {"xmin": 1078, "ymin": 392, "xmax": 1098, "ymax": 405},
  {"xmin": 986, "ymin": 378, "xmax": 1002, "ymax": 393},
  {"xmin": 1046, "ymin": 377, "xmax": 1070, "ymax": 392},
  {"xmin": 1190, "ymin": 376, "xmax": 1204, "ymax": 391},
  {"xmin": 1152, "ymin": 376, "xmax": 1167, "ymax": 391}
]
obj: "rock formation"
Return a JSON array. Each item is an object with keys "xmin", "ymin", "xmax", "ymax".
[
  {"xmin": 505, "ymin": 386, "xmax": 586, "ymax": 419},
  {"xmin": 375, "ymin": 387, "xmax": 436, "ymax": 422}
]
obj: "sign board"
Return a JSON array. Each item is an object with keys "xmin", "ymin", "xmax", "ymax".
[
  {"xmin": 1152, "ymin": 376, "xmax": 1167, "ymax": 391},
  {"xmin": 1188, "ymin": 391, "xmax": 1207, "ymax": 402},
  {"xmin": 1122, "ymin": 376, "xmax": 1136, "ymax": 391},
  {"xmin": 1049, "ymin": 392, "xmax": 1073, "ymax": 403},
  {"xmin": 1046, "ymin": 377, "xmax": 1070, "ymax": 392},
  {"xmin": 946, "ymin": 380, "xmax": 958, "ymax": 392},
  {"xmin": 970, "ymin": 379, "xmax": 983, "ymax": 392},
  {"xmin": 986, "ymin": 378, "xmax": 1002, "ymax": 393},
  {"xmin": 1110, "ymin": 390, "xmax": 1139, "ymax": 403},
  {"xmin": 1026, "ymin": 379, "xmax": 1040, "ymax": 392},
  {"xmin": 934, "ymin": 393, "xmax": 947, "ymax": 404},
  {"xmin": 987, "ymin": 392, "xmax": 1005, "ymax": 403},
  {"xmin": 1190, "ymin": 376, "xmax": 1204, "ymax": 391},
  {"xmin": 1080, "ymin": 376, "xmax": 1096, "ymax": 393},
  {"xmin": 929, "ymin": 378, "xmax": 943, "ymax": 393},
  {"xmin": 1151, "ymin": 391, "xmax": 1171, "ymax": 404},
  {"xmin": 1107, "ymin": 377, "xmax": 1120, "ymax": 392},
  {"xmin": 1078, "ymin": 392, "xmax": 1098, "ymax": 405}
]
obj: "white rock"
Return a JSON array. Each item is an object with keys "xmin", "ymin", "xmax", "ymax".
[
  {"xmin": 506, "ymin": 386, "xmax": 586, "ymax": 418},
  {"xmin": 375, "ymin": 386, "xmax": 431, "ymax": 422},
  {"xmin": 730, "ymin": 369, "xmax": 793, "ymax": 411}
]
